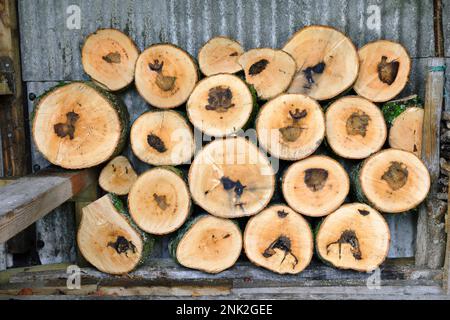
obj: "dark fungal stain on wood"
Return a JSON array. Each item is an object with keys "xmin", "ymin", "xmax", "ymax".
[
  {"xmin": 358, "ymin": 209, "xmax": 370, "ymax": 216},
  {"xmin": 304, "ymin": 168, "xmax": 328, "ymax": 192},
  {"xmin": 102, "ymin": 51, "xmax": 121, "ymax": 64},
  {"xmin": 381, "ymin": 161, "xmax": 408, "ymax": 191},
  {"xmin": 262, "ymin": 235, "xmax": 299, "ymax": 269},
  {"xmin": 205, "ymin": 86, "xmax": 235, "ymax": 113},
  {"xmin": 147, "ymin": 134, "xmax": 167, "ymax": 153},
  {"xmin": 277, "ymin": 210, "xmax": 289, "ymax": 218},
  {"xmin": 220, "ymin": 176, "xmax": 246, "ymax": 197},
  {"xmin": 248, "ymin": 59, "xmax": 269, "ymax": 75},
  {"xmin": 107, "ymin": 236, "xmax": 137, "ymax": 256},
  {"xmin": 326, "ymin": 230, "xmax": 362, "ymax": 260},
  {"xmin": 148, "ymin": 59, "xmax": 176, "ymax": 91},
  {"xmin": 54, "ymin": 111, "xmax": 80, "ymax": 140},
  {"xmin": 346, "ymin": 111, "xmax": 370, "ymax": 137},
  {"xmin": 279, "ymin": 109, "xmax": 308, "ymax": 142},
  {"xmin": 153, "ymin": 193, "xmax": 169, "ymax": 210},
  {"xmin": 377, "ymin": 56, "xmax": 399, "ymax": 85},
  {"xmin": 303, "ymin": 61, "xmax": 326, "ymax": 88},
  {"xmin": 229, "ymin": 52, "xmax": 239, "ymax": 57}
]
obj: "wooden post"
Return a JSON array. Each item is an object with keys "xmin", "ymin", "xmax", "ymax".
[
  {"xmin": 0, "ymin": 0, "xmax": 32, "ymax": 259},
  {"xmin": 415, "ymin": 58, "xmax": 446, "ymax": 268}
]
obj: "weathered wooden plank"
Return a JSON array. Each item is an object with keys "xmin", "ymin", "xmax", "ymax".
[
  {"xmin": 0, "ymin": 168, "xmax": 97, "ymax": 243},
  {"xmin": 7, "ymin": 259, "xmax": 441, "ymax": 288},
  {"xmin": 444, "ymin": 183, "xmax": 450, "ymax": 294},
  {"xmin": 416, "ymin": 57, "xmax": 447, "ymax": 268}
]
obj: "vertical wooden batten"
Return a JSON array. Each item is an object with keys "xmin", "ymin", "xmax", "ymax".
[
  {"xmin": 416, "ymin": 0, "xmax": 447, "ymax": 270},
  {"xmin": 0, "ymin": 0, "xmax": 31, "ymax": 265}
]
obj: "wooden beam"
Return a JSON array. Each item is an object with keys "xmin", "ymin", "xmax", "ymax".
[
  {"xmin": 0, "ymin": 178, "xmax": 14, "ymax": 271},
  {"xmin": 444, "ymin": 184, "xmax": 450, "ymax": 294},
  {"xmin": 415, "ymin": 57, "xmax": 447, "ymax": 268},
  {"xmin": 0, "ymin": 168, "xmax": 97, "ymax": 243}
]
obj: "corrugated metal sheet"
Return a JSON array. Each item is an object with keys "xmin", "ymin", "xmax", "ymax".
[
  {"xmin": 18, "ymin": 0, "xmax": 449, "ymax": 262},
  {"xmin": 18, "ymin": 0, "xmax": 438, "ymax": 81}
]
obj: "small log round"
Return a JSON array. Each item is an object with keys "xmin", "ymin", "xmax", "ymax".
[
  {"xmin": 130, "ymin": 110, "xmax": 195, "ymax": 166},
  {"xmin": 32, "ymin": 82, "xmax": 129, "ymax": 169},
  {"xmin": 198, "ymin": 36, "xmax": 244, "ymax": 76},
  {"xmin": 282, "ymin": 156, "xmax": 350, "ymax": 217},
  {"xmin": 255, "ymin": 93, "xmax": 325, "ymax": 160},
  {"xmin": 244, "ymin": 204, "xmax": 313, "ymax": 274},
  {"xmin": 315, "ymin": 203, "xmax": 390, "ymax": 272},
  {"xmin": 81, "ymin": 28, "xmax": 139, "ymax": 91},
  {"xmin": 356, "ymin": 149, "xmax": 430, "ymax": 213},
  {"xmin": 77, "ymin": 194, "xmax": 154, "ymax": 275},
  {"xmin": 135, "ymin": 44, "xmax": 198, "ymax": 109},
  {"xmin": 169, "ymin": 215, "xmax": 242, "ymax": 274},
  {"xmin": 187, "ymin": 74, "xmax": 255, "ymax": 137},
  {"xmin": 325, "ymin": 96, "xmax": 387, "ymax": 159},
  {"xmin": 283, "ymin": 25, "xmax": 359, "ymax": 101},
  {"xmin": 188, "ymin": 137, "xmax": 275, "ymax": 218},
  {"xmin": 128, "ymin": 167, "xmax": 191, "ymax": 235},
  {"xmin": 99, "ymin": 156, "xmax": 138, "ymax": 195},
  {"xmin": 238, "ymin": 48, "xmax": 296, "ymax": 100},
  {"xmin": 354, "ymin": 40, "xmax": 411, "ymax": 102}
]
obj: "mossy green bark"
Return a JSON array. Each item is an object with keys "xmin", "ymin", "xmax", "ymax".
[{"xmin": 381, "ymin": 95, "xmax": 422, "ymax": 126}]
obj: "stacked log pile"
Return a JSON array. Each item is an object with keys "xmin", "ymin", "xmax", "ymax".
[{"xmin": 31, "ymin": 26, "xmax": 435, "ymax": 275}]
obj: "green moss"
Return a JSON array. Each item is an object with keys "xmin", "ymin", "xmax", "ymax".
[{"xmin": 381, "ymin": 95, "xmax": 422, "ymax": 126}]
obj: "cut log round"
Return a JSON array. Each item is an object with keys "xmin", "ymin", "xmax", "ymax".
[
  {"xmin": 325, "ymin": 96, "xmax": 387, "ymax": 159},
  {"xmin": 130, "ymin": 110, "xmax": 195, "ymax": 166},
  {"xmin": 32, "ymin": 82, "xmax": 129, "ymax": 169},
  {"xmin": 128, "ymin": 167, "xmax": 191, "ymax": 235},
  {"xmin": 255, "ymin": 94, "xmax": 325, "ymax": 160},
  {"xmin": 187, "ymin": 74, "xmax": 255, "ymax": 137},
  {"xmin": 316, "ymin": 203, "xmax": 390, "ymax": 272},
  {"xmin": 77, "ymin": 194, "xmax": 154, "ymax": 275},
  {"xmin": 283, "ymin": 25, "xmax": 359, "ymax": 101},
  {"xmin": 135, "ymin": 44, "xmax": 198, "ymax": 108},
  {"xmin": 354, "ymin": 40, "xmax": 411, "ymax": 102},
  {"xmin": 357, "ymin": 149, "xmax": 430, "ymax": 213},
  {"xmin": 238, "ymin": 48, "xmax": 296, "ymax": 100},
  {"xmin": 99, "ymin": 156, "xmax": 138, "ymax": 195},
  {"xmin": 382, "ymin": 95, "xmax": 423, "ymax": 156},
  {"xmin": 169, "ymin": 215, "xmax": 242, "ymax": 273},
  {"xmin": 282, "ymin": 156, "xmax": 349, "ymax": 217},
  {"xmin": 198, "ymin": 37, "xmax": 244, "ymax": 76},
  {"xmin": 188, "ymin": 137, "xmax": 275, "ymax": 218},
  {"xmin": 81, "ymin": 28, "xmax": 139, "ymax": 91},
  {"xmin": 244, "ymin": 204, "xmax": 313, "ymax": 274}
]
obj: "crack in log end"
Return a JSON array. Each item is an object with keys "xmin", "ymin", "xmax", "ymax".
[
  {"xmin": 220, "ymin": 176, "xmax": 246, "ymax": 197},
  {"xmin": 205, "ymin": 86, "xmax": 235, "ymax": 113},
  {"xmin": 147, "ymin": 134, "xmax": 167, "ymax": 153},
  {"xmin": 262, "ymin": 235, "xmax": 299, "ymax": 269},
  {"xmin": 381, "ymin": 161, "xmax": 408, "ymax": 191},
  {"xmin": 346, "ymin": 111, "xmax": 370, "ymax": 137},
  {"xmin": 229, "ymin": 52, "xmax": 239, "ymax": 57},
  {"xmin": 302, "ymin": 62, "xmax": 326, "ymax": 88},
  {"xmin": 102, "ymin": 51, "xmax": 121, "ymax": 64},
  {"xmin": 304, "ymin": 168, "xmax": 329, "ymax": 192},
  {"xmin": 53, "ymin": 111, "xmax": 80, "ymax": 140},
  {"xmin": 377, "ymin": 56, "xmax": 399, "ymax": 85},
  {"xmin": 248, "ymin": 59, "xmax": 269, "ymax": 76},
  {"xmin": 358, "ymin": 209, "xmax": 370, "ymax": 216},
  {"xmin": 279, "ymin": 126, "xmax": 302, "ymax": 142},
  {"xmin": 153, "ymin": 193, "xmax": 169, "ymax": 210},
  {"xmin": 277, "ymin": 210, "xmax": 289, "ymax": 218},
  {"xmin": 326, "ymin": 230, "xmax": 362, "ymax": 260},
  {"xmin": 107, "ymin": 236, "xmax": 137, "ymax": 257}
]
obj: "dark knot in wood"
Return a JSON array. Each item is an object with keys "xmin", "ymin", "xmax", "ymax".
[
  {"xmin": 326, "ymin": 229, "xmax": 362, "ymax": 260},
  {"xmin": 53, "ymin": 111, "xmax": 80, "ymax": 140},
  {"xmin": 107, "ymin": 236, "xmax": 137, "ymax": 256},
  {"xmin": 205, "ymin": 86, "xmax": 235, "ymax": 113},
  {"xmin": 378, "ymin": 56, "xmax": 399, "ymax": 85}
]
